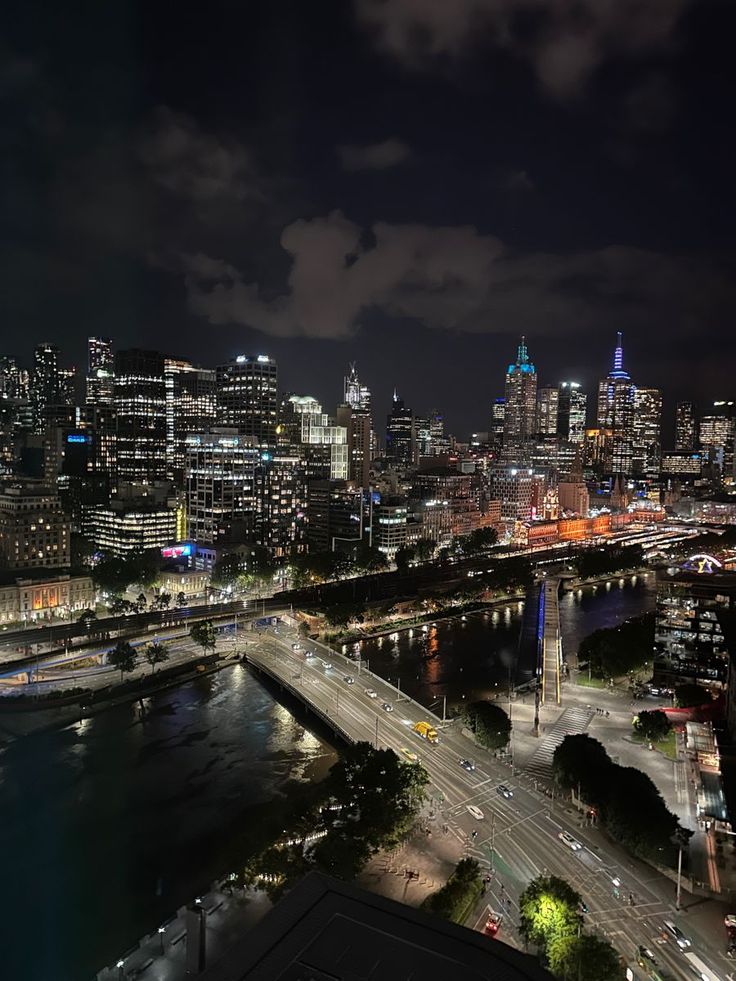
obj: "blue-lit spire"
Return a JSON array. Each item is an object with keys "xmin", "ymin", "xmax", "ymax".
[{"xmin": 609, "ymin": 331, "xmax": 630, "ymax": 380}]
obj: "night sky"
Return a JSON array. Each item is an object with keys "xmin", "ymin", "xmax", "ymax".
[{"xmin": 3, "ymin": 0, "xmax": 735, "ymax": 436}]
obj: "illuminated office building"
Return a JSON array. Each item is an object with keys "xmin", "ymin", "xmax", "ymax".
[
  {"xmin": 385, "ymin": 393, "xmax": 414, "ymax": 467},
  {"xmin": 536, "ymin": 386, "xmax": 559, "ymax": 436},
  {"xmin": 675, "ymin": 401, "xmax": 697, "ymax": 451},
  {"xmin": 557, "ymin": 382, "xmax": 587, "ymax": 445},
  {"xmin": 699, "ymin": 402, "xmax": 735, "ymax": 481},
  {"xmin": 185, "ymin": 431, "xmax": 259, "ymax": 546},
  {"xmin": 503, "ymin": 337, "xmax": 537, "ymax": 452},
  {"xmin": 164, "ymin": 359, "xmax": 217, "ymax": 483},
  {"xmin": 113, "ymin": 349, "xmax": 167, "ymax": 483},
  {"xmin": 31, "ymin": 344, "xmax": 76, "ymax": 432},
  {"xmin": 490, "ymin": 397, "xmax": 506, "ymax": 450},
  {"xmin": 596, "ymin": 332, "xmax": 635, "ymax": 475},
  {"xmin": 632, "ymin": 386, "xmax": 662, "ymax": 477},
  {"xmin": 86, "ymin": 337, "xmax": 114, "ymax": 405},
  {"xmin": 216, "ymin": 354, "xmax": 278, "ymax": 443}
]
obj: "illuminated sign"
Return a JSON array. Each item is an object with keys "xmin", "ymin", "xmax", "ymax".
[
  {"xmin": 66, "ymin": 434, "xmax": 89, "ymax": 444},
  {"xmin": 161, "ymin": 543, "xmax": 194, "ymax": 559},
  {"xmin": 682, "ymin": 553, "xmax": 723, "ymax": 574}
]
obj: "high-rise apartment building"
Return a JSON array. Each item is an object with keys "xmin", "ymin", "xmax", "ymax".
[
  {"xmin": 557, "ymin": 382, "xmax": 587, "ymax": 445},
  {"xmin": 675, "ymin": 401, "xmax": 697, "ymax": 451},
  {"xmin": 86, "ymin": 337, "xmax": 114, "ymax": 405},
  {"xmin": 596, "ymin": 333, "xmax": 635, "ymax": 475},
  {"xmin": 536, "ymin": 387, "xmax": 559, "ymax": 436},
  {"xmin": 113, "ymin": 349, "xmax": 167, "ymax": 483},
  {"xmin": 185, "ymin": 430, "xmax": 259, "ymax": 546},
  {"xmin": 216, "ymin": 354, "xmax": 278, "ymax": 444},
  {"xmin": 490, "ymin": 397, "xmax": 506, "ymax": 450},
  {"xmin": 284, "ymin": 396, "xmax": 348, "ymax": 481},
  {"xmin": 632, "ymin": 386, "xmax": 662, "ymax": 477},
  {"xmin": 654, "ymin": 556, "xmax": 736, "ymax": 687},
  {"xmin": 164, "ymin": 359, "xmax": 217, "ymax": 483},
  {"xmin": 385, "ymin": 393, "xmax": 414, "ymax": 467},
  {"xmin": 502, "ymin": 337, "xmax": 537, "ymax": 456}
]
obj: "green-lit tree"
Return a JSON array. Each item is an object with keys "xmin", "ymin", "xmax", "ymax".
[
  {"xmin": 144, "ymin": 641, "xmax": 169, "ymax": 675},
  {"xmin": 519, "ymin": 874, "xmax": 582, "ymax": 953},
  {"xmin": 190, "ymin": 619, "xmax": 217, "ymax": 654},
  {"xmin": 633, "ymin": 709, "xmax": 672, "ymax": 742},
  {"xmin": 108, "ymin": 640, "xmax": 137, "ymax": 683}
]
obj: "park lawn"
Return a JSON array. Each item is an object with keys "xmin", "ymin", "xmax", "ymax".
[
  {"xmin": 575, "ymin": 675, "xmax": 608, "ymax": 689},
  {"xmin": 632, "ymin": 730, "xmax": 678, "ymax": 761}
]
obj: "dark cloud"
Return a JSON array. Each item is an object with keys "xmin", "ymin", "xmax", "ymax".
[
  {"xmin": 354, "ymin": 0, "xmax": 692, "ymax": 98},
  {"xmin": 182, "ymin": 209, "xmax": 736, "ymax": 350},
  {"xmin": 338, "ymin": 138, "xmax": 412, "ymax": 170}
]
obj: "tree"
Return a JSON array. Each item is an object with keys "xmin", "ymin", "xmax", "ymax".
[
  {"xmin": 395, "ymin": 545, "xmax": 416, "ymax": 574},
  {"xmin": 414, "ymin": 538, "xmax": 437, "ymax": 562},
  {"xmin": 135, "ymin": 592, "xmax": 148, "ymax": 613},
  {"xmin": 324, "ymin": 601, "xmax": 365, "ymax": 629},
  {"xmin": 578, "ymin": 612, "xmax": 655, "ymax": 679},
  {"xmin": 211, "ymin": 552, "xmax": 243, "ymax": 589},
  {"xmin": 190, "ymin": 619, "xmax": 217, "ymax": 654},
  {"xmin": 144, "ymin": 641, "xmax": 169, "ymax": 675},
  {"xmin": 108, "ymin": 640, "xmax": 137, "ymax": 683},
  {"xmin": 155, "ymin": 591, "xmax": 172, "ymax": 610},
  {"xmin": 551, "ymin": 934, "xmax": 621, "ymax": 981},
  {"xmin": 674, "ymin": 683, "xmax": 712, "ymax": 708},
  {"xmin": 462, "ymin": 701, "xmax": 511, "ymax": 750},
  {"xmin": 176, "ymin": 591, "xmax": 187, "ymax": 607},
  {"xmin": 458, "ymin": 527, "xmax": 498, "ymax": 556},
  {"xmin": 422, "ymin": 858, "xmax": 483, "ymax": 924},
  {"xmin": 92, "ymin": 556, "xmax": 133, "ymax": 595},
  {"xmin": 633, "ymin": 709, "xmax": 672, "ymax": 742},
  {"xmin": 553, "ymin": 735, "xmax": 611, "ymax": 802},
  {"xmin": 353, "ymin": 543, "xmax": 389, "ymax": 574},
  {"xmin": 77, "ymin": 608, "xmax": 97, "ymax": 636},
  {"xmin": 519, "ymin": 874, "xmax": 582, "ymax": 954}
]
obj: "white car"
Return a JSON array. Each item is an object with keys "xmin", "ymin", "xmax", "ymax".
[
  {"xmin": 558, "ymin": 831, "xmax": 582, "ymax": 851},
  {"xmin": 466, "ymin": 805, "xmax": 485, "ymax": 820},
  {"xmin": 343, "ymin": 676, "xmax": 355, "ymax": 685},
  {"xmin": 304, "ymin": 651, "xmax": 314, "ymax": 659},
  {"xmin": 320, "ymin": 659, "xmax": 331, "ymax": 669},
  {"xmin": 364, "ymin": 688, "xmax": 377, "ymax": 698},
  {"xmin": 663, "ymin": 920, "xmax": 691, "ymax": 950},
  {"xmin": 381, "ymin": 702, "xmax": 394, "ymax": 713}
]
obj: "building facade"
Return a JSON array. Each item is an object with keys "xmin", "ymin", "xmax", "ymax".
[
  {"xmin": 0, "ymin": 483, "xmax": 70, "ymax": 570},
  {"xmin": 503, "ymin": 337, "xmax": 537, "ymax": 454},
  {"xmin": 675, "ymin": 401, "xmax": 697, "ymax": 451},
  {"xmin": 185, "ymin": 431, "xmax": 259, "ymax": 546},
  {"xmin": 84, "ymin": 500, "xmax": 177, "ymax": 557},
  {"xmin": 114, "ymin": 349, "xmax": 167, "ymax": 483},
  {"xmin": 557, "ymin": 382, "xmax": 587, "ymax": 446},
  {"xmin": 216, "ymin": 355, "xmax": 278, "ymax": 444}
]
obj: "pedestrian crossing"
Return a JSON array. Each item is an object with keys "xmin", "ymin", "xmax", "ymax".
[{"xmin": 523, "ymin": 706, "xmax": 594, "ymax": 781}]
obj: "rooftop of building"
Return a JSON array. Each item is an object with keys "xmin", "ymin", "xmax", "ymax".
[{"xmin": 198, "ymin": 872, "xmax": 553, "ymax": 981}]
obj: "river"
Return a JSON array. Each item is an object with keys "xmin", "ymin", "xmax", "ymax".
[
  {"xmin": 353, "ymin": 572, "xmax": 656, "ymax": 710},
  {"xmin": 0, "ymin": 574, "xmax": 655, "ymax": 980}
]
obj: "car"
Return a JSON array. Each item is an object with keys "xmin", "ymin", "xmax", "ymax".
[
  {"xmin": 343, "ymin": 676, "xmax": 355, "ymax": 685},
  {"xmin": 604, "ymin": 870, "xmax": 621, "ymax": 888},
  {"xmin": 320, "ymin": 659, "xmax": 331, "ymax": 669},
  {"xmin": 291, "ymin": 643, "xmax": 302, "ymax": 651},
  {"xmin": 304, "ymin": 651, "xmax": 314, "ymax": 659},
  {"xmin": 663, "ymin": 920, "xmax": 691, "ymax": 950},
  {"xmin": 459, "ymin": 758, "xmax": 475, "ymax": 772},
  {"xmin": 496, "ymin": 784, "xmax": 513, "ymax": 799},
  {"xmin": 364, "ymin": 688, "xmax": 377, "ymax": 698},
  {"xmin": 400, "ymin": 748, "xmax": 419, "ymax": 763},
  {"xmin": 381, "ymin": 702, "xmax": 394, "ymax": 712},
  {"xmin": 466, "ymin": 805, "xmax": 485, "ymax": 820},
  {"xmin": 558, "ymin": 831, "xmax": 582, "ymax": 851}
]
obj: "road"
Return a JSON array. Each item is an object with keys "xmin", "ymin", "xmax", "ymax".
[{"xmin": 248, "ymin": 623, "xmax": 732, "ymax": 981}]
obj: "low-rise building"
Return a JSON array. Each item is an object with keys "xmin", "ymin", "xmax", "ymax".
[
  {"xmin": 0, "ymin": 482, "xmax": 70, "ymax": 571},
  {"xmin": 83, "ymin": 500, "xmax": 177, "ymax": 557},
  {"xmin": 158, "ymin": 568, "xmax": 210, "ymax": 601},
  {"xmin": 0, "ymin": 573, "xmax": 95, "ymax": 623}
]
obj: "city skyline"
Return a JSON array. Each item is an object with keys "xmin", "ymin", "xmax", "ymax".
[{"xmin": 3, "ymin": 0, "xmax": 736, "ymax": 433}]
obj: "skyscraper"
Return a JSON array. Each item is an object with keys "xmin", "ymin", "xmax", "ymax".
[
  {"xmin": 675, "ymin": 401, "xmax": 697, "ymax": 451},
  {"xmin": 31, "ymin": 343, "xmax": 75, "ymax": 430},
  {"xmin": 502, "ymin": 337, "xmax": 537, "ymax": 457},
  {"xmin": 596, "ymin": 333, "xmax": 635, "ymax": 475},
  {"xmin": 490, "ymin": 397, "xmax": 506, "ymax": 451},
  {"xmin": 344, "ymin": 362, "xmax": 371, "ymax": 412},
  {"xmin": 338, "ymin": 362, "xmax": 373, "ymax": 485},
  {"xmin": 632, "ymin": 387, "xmax": 662, "ymax": 477},
  {"xmin": 86, "ymin": 337, "xmax": 114, "ymax": 405},
  {"xmin": 699, "ymin": 401, "xmax": 736, "ymax": 481},
  {"xmin": 557, "ymin": 382, "xmax": 587, "ymax": 446},
  {"xmin": 536, "ymin": 386, "xmax": 559, "ymax": 436},
  {"xmin": 114, "ymin": 349, "xmax": 167, "ymax": 483},
  {"xmin": 216, "ymin": 354, "xmax": 278, "ymax": 444},
  {"xmin": 385, "ymin": 392, "xmax": 414, "ymax": 467},
  {"xmin": 164, "ymin": 359, "xmax": 217, "ymax": 483}
]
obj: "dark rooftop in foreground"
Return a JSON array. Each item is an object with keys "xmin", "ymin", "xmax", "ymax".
[{"xmin": 200, "ymin": 872, "xmax": 553, "ymax": 981}]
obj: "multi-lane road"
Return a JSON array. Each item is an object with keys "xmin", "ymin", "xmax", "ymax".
[{"xmin": 248, "ymin": 623, "xmax": 731, "ymax": 981}]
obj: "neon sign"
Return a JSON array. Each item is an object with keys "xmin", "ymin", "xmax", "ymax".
[{"xmin": 682, "ymin": 553, "xmax": 723, "ymax": 574}]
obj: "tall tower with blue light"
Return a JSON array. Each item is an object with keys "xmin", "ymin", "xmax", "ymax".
[
  {"xmin": 596, "ymin": 332, "xmax": 636, "ymax": 476},
  {"xmin": 502, "ymin": 336, "xmax": 538, "ymax": 457}
]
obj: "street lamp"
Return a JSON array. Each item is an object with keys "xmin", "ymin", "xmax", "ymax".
[{"xmin": 158, "ymin": 925, "xmax": 165, "ymax": 954}]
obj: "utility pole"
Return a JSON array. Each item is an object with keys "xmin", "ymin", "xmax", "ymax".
[
  {"xmin": 396, "ymin": 677, "xmax": 401, "ymax": 702},
  {"xmin": 676, "ymin": 839, "xmax": 683, "ymax": 911},
  {"xmin": 490, "ymin": 811, "xmax": 496, "ymax": 874},
  {"xmin": 442, "ymin": 695, "xmax": 447, "ymax": 724},
  {"xmin": 375, "ymin": 715, "xmax": 379, "ymax": 749}
]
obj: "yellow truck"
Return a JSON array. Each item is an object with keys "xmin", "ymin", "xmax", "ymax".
[{"xmin": 413, "ymin": 721, "xmax": 439, "ymax": 743}]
